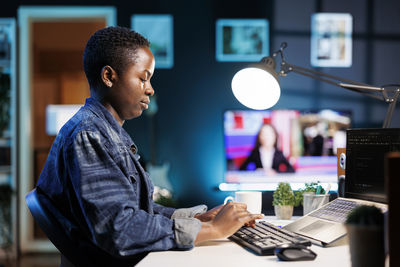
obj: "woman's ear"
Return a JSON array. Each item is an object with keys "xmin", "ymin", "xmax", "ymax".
[{"xmin": 101, "ymin": 65, "xmax": 117, "ymax": 88}]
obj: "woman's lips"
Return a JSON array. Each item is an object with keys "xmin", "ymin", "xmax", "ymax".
[{"xmin": 140, "ymin": 101, "xmax": 149, "ymax": 109}]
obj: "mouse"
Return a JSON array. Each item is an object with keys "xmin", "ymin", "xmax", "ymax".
[{"xmin": 274, "ymin": 243, "xmax": 317, "ymax": 261}]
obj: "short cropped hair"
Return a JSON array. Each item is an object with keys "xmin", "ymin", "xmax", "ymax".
[{"xmin": 83, "ymin": 26, "xmax": 150, "ymax": 88}]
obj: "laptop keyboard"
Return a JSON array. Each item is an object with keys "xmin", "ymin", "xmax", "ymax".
[
  {"xmin": 308, "ymin": 199, "xmax": 361, "ymax": 223},
  {"xmin": 229, "ymin": 221, "xmax": 311, "ymax": 255}
]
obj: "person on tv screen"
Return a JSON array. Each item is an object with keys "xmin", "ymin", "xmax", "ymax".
[
  {"xmin": 36, "ymin": 26, "xmax": 263, "ymax": 267},
  {"xmin": 239, "ymin": 123, "xmax": 295, "ymax": 174}
]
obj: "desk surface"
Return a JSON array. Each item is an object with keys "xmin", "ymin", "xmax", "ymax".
[
  {"xmin": 137, "ymin": 239, "xmax": 351, "ymax": 267},
  {"xmin": 137, "ymin": 217, "xmax": 352, "ymax": 267}
]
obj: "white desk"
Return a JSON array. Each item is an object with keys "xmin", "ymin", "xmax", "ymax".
[
  {"xmin": 138, "ymin": 217, "xmax": 352, "ymax": 267},
  {"xmin": 137, "ymin": 239, "xmax": 351, "ymax": 267}
]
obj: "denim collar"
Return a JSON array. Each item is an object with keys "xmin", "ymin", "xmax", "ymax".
[{"xmin": 84, "ymin": 97, "xmax": 138, "ymax": 154}]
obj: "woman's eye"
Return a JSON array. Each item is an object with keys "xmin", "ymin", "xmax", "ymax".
[{"xmin": 140, "ymin": 78, "xmax": 147, "ymax": 83}]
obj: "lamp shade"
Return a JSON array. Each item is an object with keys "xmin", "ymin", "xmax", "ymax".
[{"xmin": 231, "ymin": 66, "xmax": 281, "ymax": 110}]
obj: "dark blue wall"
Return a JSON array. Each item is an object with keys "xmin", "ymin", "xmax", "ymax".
[
  {"xmin": 3, "ymin": 0, "xmax": 400, "ymax": 209},
  {"xmin": 124, "ymin": 0, "xmax": 400, "ymax": 209},
  {"xmin": 125, "ymin": 0, "xmax": 275, "ymax": 208}
]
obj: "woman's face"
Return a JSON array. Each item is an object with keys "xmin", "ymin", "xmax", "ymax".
[
  {"xmin": 105, "ymin": 47, "xmax": 155, "ymax": 124},
  {"xmin": 259, "ymin": 125, "xmax": 276, "ymax": 149}
]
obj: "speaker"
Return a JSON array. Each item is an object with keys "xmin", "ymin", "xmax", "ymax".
[
  {"xmin": 337, "ymin": 148, "xmax": 346, "ymax": 197},
  {"xmin": 385, "ymin": 152, "xmax": 400, "ymax": 267}
]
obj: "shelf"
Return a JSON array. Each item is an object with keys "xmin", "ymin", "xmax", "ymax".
[
  {"xmin": 0, "ymin": 134, "xmax": 11, "ymax": 145},
  {"xmin": 0, "ymin": 18, "xmax": 16, "ymax": 259},
  {"xmin": 0, "ymin": 60, "xmax": 10, "ymax": 68},
  {"xmin": 0, "ymin": 172, "xmax": 11, "ymax": 185},
  {"xmin": 0, "ymin": 165, "xmax": 11, "ymax": 173}
]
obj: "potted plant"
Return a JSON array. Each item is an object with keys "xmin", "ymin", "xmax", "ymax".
[
  {"xmin": 294, "ymin": 182, "xmax": 328, "ymax": 215},
  {"xmin": 272, "ymin": 182, "xmax": 296, "ymax": 220},
  {"xmin": 152, "ymin": 186, "xmax": 177, "ymax": 208},
  {"xmin": 293, "ymin": 182, "xmax": 325, "ymax": 205},
  {"xmin": 345, "ymin": 205, "xmax": 385, "ymax": 267}
]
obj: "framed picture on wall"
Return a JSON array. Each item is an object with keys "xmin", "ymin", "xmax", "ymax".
[
  {"xmin": 311, "ymin": 13, "xmax": 353, "ymax": 67},
  {"xmin": 216, "ymin": 19, "xmax": 269, "ymax": 62},
  {"xmin": 131, "ymin": 14, "xmax": 173, "ymax": 69}
]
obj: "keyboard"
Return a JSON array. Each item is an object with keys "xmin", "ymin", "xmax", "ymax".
[
  {"xmin": 229, "ymin": 221, "xmax": 311, "ymax": 255},
  {"xmin": 309, "ymin": 199, "xmax": 361, "ymax": 223}
]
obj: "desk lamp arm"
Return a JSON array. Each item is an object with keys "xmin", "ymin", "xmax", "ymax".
[{"xmin": 272, "ymin": 42, "xmax": 400, "ymax": 128}]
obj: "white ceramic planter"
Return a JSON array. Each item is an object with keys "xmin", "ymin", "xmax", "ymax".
[{"xmin": 274, "ymin": 205, "xmax": 293, "ymax": 220}]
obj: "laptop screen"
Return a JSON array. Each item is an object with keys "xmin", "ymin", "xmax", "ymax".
[{"xmin": 345, "ymin": 128, "xmax": 400, "ymax": 203}]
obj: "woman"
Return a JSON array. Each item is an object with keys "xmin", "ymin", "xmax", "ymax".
[
  {"xmin": 36, "ymin": 26, "xmax": 262, "ymax": 267},
  {"xmin": 239, "ymin": 124, "xmax": 295, "ymax": 174}
]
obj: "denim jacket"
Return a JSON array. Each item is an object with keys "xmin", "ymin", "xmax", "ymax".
[{"xmin": 37, "ymin": 97, "xmax": 205, "ymax": 264}]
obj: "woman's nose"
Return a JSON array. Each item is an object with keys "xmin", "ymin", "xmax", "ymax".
[{"xmin": 145, "ymin": 84, "xmax": 154, "ymax": 96}]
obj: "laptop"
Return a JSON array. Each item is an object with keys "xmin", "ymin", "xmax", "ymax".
[{"xmin": 283, "ymin": 128, "xmax": 400, "ymax": 246}]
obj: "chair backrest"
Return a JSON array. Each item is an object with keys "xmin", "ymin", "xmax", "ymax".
[
  {"xmin": 26, "ymin": 188, "xmax": 148, "ymax": 267},
  {"xmin": 26, "ymin": 188, "xmax": 81, "ymax": 266}
]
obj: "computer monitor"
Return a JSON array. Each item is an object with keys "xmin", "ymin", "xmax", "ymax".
[
  {"xmin": 220, "ymin": 109, "xmax": 352, "ymax": 191},
  {"xmin": 345, "ymin": 128, "xmax": 400, "ymax": 203}
]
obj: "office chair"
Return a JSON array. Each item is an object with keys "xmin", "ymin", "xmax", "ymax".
[
  {"xmin": 26, "ymin": 188, "xmax": 82, "ymax": 267},
  {"xmin": 26, "ymin": 188, "xmax": 147, "ymax": 267}
]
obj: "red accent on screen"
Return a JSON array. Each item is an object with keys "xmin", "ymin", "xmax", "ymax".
[
  {"xmin": 234, "ymin": 114, "xmax": 243, "ymax": 129},
  {"xmin": 226, "ymin": 145, "xmax": 254, "ymax": 153},
  {"xmin": 278, "ymin": 163, "xmax": 287, "ymax": 172},
  {"xmin": 263, "ymin": 117, "xmax": 271, "ymax": 124},
  {"xmin": 233, "ymin": 156, "xmax": 247, "ymax": 168}
]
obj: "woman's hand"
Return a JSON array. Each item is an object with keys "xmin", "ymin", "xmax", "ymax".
[
  {"xmin": 194, "ymin": 204, "xmax": 224, "ymax": 222},
  {"xmin": 211, "ymin": 202, "xmax": 263, "ymax": 238},
  {"xmin": 194, "ymin": 202, "xmax": 263, "ymax": 245}
]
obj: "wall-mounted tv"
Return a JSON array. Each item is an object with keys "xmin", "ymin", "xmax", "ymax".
[{"xmin": 220, "ymin": 109, "xmax": 351, "ymax": 191}]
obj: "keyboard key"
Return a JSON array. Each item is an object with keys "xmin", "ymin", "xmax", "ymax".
[{"xmin": 309, "ymin": 199, "xmax": 360, "ymax": 223}]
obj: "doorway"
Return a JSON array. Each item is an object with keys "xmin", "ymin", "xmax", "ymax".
[{"xmin": 18, "ymin": 6, "xmax": 116, "ymax": 253}]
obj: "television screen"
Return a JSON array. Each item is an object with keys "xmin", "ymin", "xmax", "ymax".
[{"xmin": 220, "ymin": 109, "xmax": 351, "ymax": 191}]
